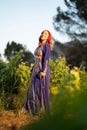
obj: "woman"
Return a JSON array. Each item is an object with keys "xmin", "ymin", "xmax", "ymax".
[{"xmin": 22, "ymin": 30, "xmax": 53, "ymax": 115}]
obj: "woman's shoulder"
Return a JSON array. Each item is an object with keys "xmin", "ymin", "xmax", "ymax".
[{"xmin": 42, "ymin": 43, "xmax": 50, "ymax": 54}]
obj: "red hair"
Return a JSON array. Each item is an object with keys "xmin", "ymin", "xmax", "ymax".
[{"xmin": 38, "ymin": 30, "xmax": 53, "ymax": 50}]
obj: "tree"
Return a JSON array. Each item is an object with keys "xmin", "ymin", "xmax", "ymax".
[
  {"xmin": 4, "ymin": 41, "xmax": 24, "ymax": 60},
  {"xmin": 4, "ymin": 41, "xmax": 34, "ymax": 65},
  {"xmin": 53, "ymin": 0, "xmax": 87, "ymax": 42},
  {"xmin": 21, "ymin": 50, "xmax": 35, "ymax": 65}
]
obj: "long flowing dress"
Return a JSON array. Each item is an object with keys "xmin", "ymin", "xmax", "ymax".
[{"xmin": 23, "ymin": 43, "xmax": 51, "ymax": 115}]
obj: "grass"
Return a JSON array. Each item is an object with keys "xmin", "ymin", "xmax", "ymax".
[{"xmin": 0, "ymin": 110, "xmax": 40, "ymax": 130}]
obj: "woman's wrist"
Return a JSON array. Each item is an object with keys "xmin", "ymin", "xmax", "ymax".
[{"xmin": 40, "ymin": 71, "xmax": 46, "ymax": 78}]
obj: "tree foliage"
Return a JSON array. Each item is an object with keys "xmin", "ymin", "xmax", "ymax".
[
  {"xmin": 4, "ymin": 41, "xmax": 24, "ymax": 60},
  {"xmin": 4, "ymin": 41, "xmax": 34, "ymax": 65},
  {"xmin": 53, "ymin": 0, "xmax": 87, "ymax": 41}
]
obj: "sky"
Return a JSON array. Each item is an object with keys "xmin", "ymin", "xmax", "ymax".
[{"xmin": 0, "ymin": 0, "xmax": 69, "ymax": 60}]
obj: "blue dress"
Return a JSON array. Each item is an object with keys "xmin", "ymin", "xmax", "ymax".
[{"xmin": 23, "ymin": 43, "xmax": 51, "ymax": 115}]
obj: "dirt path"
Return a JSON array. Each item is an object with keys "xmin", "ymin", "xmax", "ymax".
[{"xmin": 0, "ymin": 110, "xmax": 39, "ymax": 130}]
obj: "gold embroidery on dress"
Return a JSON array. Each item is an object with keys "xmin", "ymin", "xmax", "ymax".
[{"xmin": 32, "ymin": 46, "xmax": 43, "ymax": 74}]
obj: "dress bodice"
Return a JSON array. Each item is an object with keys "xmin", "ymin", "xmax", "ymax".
[
  {"xmin": 32, "ymin": 46, "xmax": 43, "ymax": 74},
  {"xmin": 34, "ymin": 45, "xmax": 43, "ymax": 57}
]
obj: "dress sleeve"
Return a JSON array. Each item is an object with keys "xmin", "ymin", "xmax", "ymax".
[{"xmin": 41, "ymin": 43, "xmax": 50, "ymax": 73}]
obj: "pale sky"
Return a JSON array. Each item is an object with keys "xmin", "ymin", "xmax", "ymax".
[{"xmin": 0, "ymin": 0, "xmax": 69, "ymax": 59}]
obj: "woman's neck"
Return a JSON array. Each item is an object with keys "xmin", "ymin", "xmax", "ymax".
[{"xmin": 41, "ymin": 40, "xmax": 47, "ymax": 44}]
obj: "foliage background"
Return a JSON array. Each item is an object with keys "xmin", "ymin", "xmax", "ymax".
[{"xmin": 0, "ymin": 51, "xmax": 87, "ymax": 129}]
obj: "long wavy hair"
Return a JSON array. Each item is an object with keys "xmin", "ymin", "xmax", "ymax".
[{"xmin": 38, "ymin": 30, "xmax": 53, "ymax": 50}]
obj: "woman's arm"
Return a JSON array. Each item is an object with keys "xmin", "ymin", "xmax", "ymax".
[{"xmin": 40, "ymin": 43, "xmax": 50, "ymax": 78}]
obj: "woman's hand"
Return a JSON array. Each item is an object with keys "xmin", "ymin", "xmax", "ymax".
[{"xmin": 40, "ymin": 72, "xmax": 46, "ymax": 79}]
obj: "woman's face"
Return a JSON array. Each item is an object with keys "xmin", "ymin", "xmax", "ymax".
[{"xmin": 40, "ymin": 30, "xmax": 49, "ymax": 42}]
